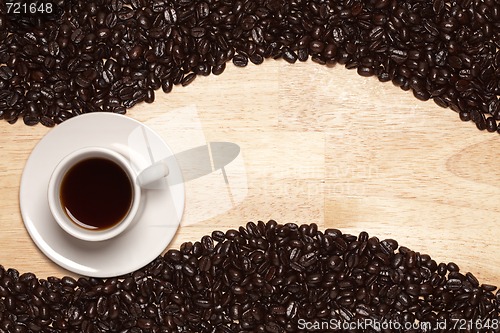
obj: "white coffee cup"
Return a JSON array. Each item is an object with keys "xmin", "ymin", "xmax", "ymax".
[{"xmin": 48, "ymin": 146, "xmax": 169, "ymax": 242}]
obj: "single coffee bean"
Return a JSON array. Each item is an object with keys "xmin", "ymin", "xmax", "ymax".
[
  {"xmin": 232, "ymin": 54, "xmax": 248, "ymax": 67},
  {"xmin": 181, "ymin": 73, "xmax": 196, "ymax": 86}
]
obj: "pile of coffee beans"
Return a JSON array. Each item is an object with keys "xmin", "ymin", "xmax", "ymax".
[
  {"xmin": 0, "ymin": 221, "xmax": 498, "ymax": 332},
  {"xmin": 0, "ymin": 0, "xmax": 499, "ymax": 132}
]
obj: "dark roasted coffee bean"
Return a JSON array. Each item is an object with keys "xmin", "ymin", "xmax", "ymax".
[
  {"xmin": 481, "ymin": 284, "xmax": 497, "ymax": 292},
  {"xmin": 357, "ymin": 66, "xmax": 374, "ymax": 77},
  {"xmin": 486, "ymin": 117, "xmax": 497, "ymax": 132},
  {"xmin": 0, "ymin": 67, "xmax": 13, "ymax": 81},
  {"xmin": 390, "ymin": 49, "xmax": 408, "ymax": 63},
  {"xmin": 460, "ymin": 111, "xmax": 471, "ymax": 122},
  {"xmin": 75, "ymin": 74, "xmax": 92, "ymax": 88},
  {"xmin": 446, "ymin": 278, "xmax": 463, "ymax": 291},
  {"xmin": 211, "ymin": 230, "xmax": 225, "ymax": 242},
  {"xmin": 129, "ymin": 45, "xmax": 144, "ymax": 60},
  {"xmin": 232, "ymin": 54, "xmax": 248, "ymax": 67},
  {"xmin": 144, "ymin": 89, "xmax": 155, "ymax": 103},
  {"xmin": 413, "ymin": 89, "xmax": 430, "ymax": 101},
  {"xmin": 282, "ymin": 49, "xmax": 298, "ymax": 64},
  {"xmin": 212, "ymin": 63, "xmax": 226, "ymax": 75},
  {"xmin": 191, "ymin": 27, "xmax": 206, "ymax": 38},
  {"xmin": 23, "ymin": 115, "xmax": 39, "ymax": 126},
  {"xmin": 369, "ymin": 26, "xmax": 385, "ymax": 40},
  {"xmin": 198, "ymin": 256, "xmax": 211, "ymax": 272},
  {"xmin": 447, "ymin": 262, "xmax": 460, "ymax": 272},
  {"xmin": 181, "ymin": 73, "xmax": 196, "ymax": 86},
  {"xmin": 40, "ymin": 116, "xmax": 55, "ymax": 127},
  {"xmin": 327, "ymin": 255, "xmax": 343, "ymax": 270},
  {"xmin": 70, "ymin": 28, "xmax": 85, "ymax": 43},
  {"xmin": 406, "ymin": 284, "xmax": 420, "ymax": 296}
]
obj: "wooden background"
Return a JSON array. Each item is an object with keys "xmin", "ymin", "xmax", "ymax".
[{"xmin": 1, "ymin": 59, "xmax": 499, "ymax": 287}]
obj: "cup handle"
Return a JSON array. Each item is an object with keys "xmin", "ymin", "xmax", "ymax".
[{"xmin": 136, "ymin": 159, "xmax": 170, "ymax": 187}]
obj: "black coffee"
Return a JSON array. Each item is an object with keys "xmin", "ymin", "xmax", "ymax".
[{"xmin": 60, "ymin": 157, "xmax": 133, "ymax": 230}]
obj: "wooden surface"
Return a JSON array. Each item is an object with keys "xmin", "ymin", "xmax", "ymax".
[{"xmin": 1, "ymin": 59, "xmax": 499, "ymax": 287}]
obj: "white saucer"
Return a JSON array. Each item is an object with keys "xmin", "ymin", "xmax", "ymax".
[{"xmin": 19, "ymin": 113, "xmax": 185, "ymax": 278}]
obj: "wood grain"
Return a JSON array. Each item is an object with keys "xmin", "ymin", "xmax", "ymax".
[{"xmin": 0, "ymin": 59, "xmax": 498, "ymax": 287}]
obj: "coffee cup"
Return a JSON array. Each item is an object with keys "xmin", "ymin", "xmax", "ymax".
[{"xmin": 47, "ymin": 146, "xmax": 169, "ymax": 242}]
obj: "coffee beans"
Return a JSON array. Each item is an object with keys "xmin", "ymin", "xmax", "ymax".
[
  {"xmin": 0, "ymin": 221, "xmax": 498, "ymax": 332},
  {"xmin": 0, "ymin": 0, "xmax": 498, "ymax": 131}
]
